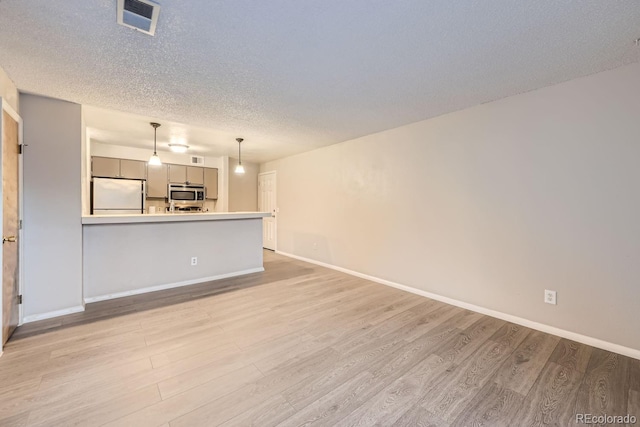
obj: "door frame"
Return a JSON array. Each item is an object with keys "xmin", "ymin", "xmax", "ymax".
[
  {"xmin": 0, "ymin": 98, "xmax": 24, "ymax": 353},
  {"xmin": 258, "ymin": 171, "xmax": 277, "ymax": 251}
]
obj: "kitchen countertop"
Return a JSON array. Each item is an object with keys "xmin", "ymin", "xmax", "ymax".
[{"xmin": 82, "ymin": 212, "xmax": 271, "ymax": 225}]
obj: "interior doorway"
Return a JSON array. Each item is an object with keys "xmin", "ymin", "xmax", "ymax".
[
  {"xmin": 1, "ymin": 99, "xmax": 22, "ymax": 346},
  {"xmin": 258, "ymin": 171, "xmax": 276, "ymax": 251}
]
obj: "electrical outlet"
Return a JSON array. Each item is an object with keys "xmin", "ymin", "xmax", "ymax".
[
  {"xmin": 191, "ymin": 257, "xmax": 198, "ymax": 266},
  {"xmin": 544, "ymin": 290, "xmax": 557, "ymax": 305}
]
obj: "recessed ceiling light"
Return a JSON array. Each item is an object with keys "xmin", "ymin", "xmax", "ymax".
[
  {"xmin": 117, "ymin": 0, "xmax": 161, "ymax": 36},
  {"xmin": 168, "ymin": 143, "xmax": 189, "ymax": 153}
]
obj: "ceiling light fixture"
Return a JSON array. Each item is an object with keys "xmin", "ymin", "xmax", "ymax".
[
  {"xmin": 168, "ymin": 143, "xmax": 189, "ymax": 153},
  {"xmin": 149, "ymin": 122, "xmax": 162, "ymax": 165},
  {"xmin": 235, "ymin": 138, "xmax": 245, "ymax": 174}
]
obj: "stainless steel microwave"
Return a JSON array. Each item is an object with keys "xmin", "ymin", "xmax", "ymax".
[{"xmin": 168, "ymin": 184, "xmax": 205, "ymax": 205}]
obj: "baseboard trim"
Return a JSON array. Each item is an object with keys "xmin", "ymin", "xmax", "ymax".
[
  {"xmin": 276, "ymin": 250, "xmax": 640, "ymax": 361},
  {"xmin": 84, "ymin": 267, "xmax": 265, "ymax": 304},
  {"xmin": 23, "ymin": 305, "xmax": 86, "ymax": 324}
]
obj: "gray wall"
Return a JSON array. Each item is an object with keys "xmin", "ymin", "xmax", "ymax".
[
  {"xmin": 262, "ymin": 62, "xmax": 640, "ymax": 351},
  {"xmin": 228, "ymin": 158, "xmax": 258, "ymax": 212},
  {"xmin": 21, "ymin": 93, "xmax": 83, "ymax": 319},
  {"xmin": 83, "ymin": 219, "xmax": 263, "ymax": 300}
]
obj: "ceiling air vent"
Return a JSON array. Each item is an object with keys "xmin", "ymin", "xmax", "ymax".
[
  {"xmin": 190, "ymin": 155, "xmax": 204, "ymax": 165},
  {"xmin": 117, "ymin": 0, "xmax": 160, "ymax": 36}
]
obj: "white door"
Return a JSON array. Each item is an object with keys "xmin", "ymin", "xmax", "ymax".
[{"xmin": 258, "ymin": 171, "xmax": 276, "ymax": 250}]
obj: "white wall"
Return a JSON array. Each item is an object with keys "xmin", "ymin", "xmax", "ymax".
[
  {"xmin": 0, "ymin": 66, "xmax": 18, "ymax": 112},
  {"xmin": 228, "ymin": 158, "xmax": 258, "ymax": 212},
  {"xmin": 21, "ymin": 94, "xmax": 84, "ymax": 320},
  {"xmin": 262, "ymin": 62, "xmax": 640, "ymax": 352},
  {"xmin": 90, "ymin": 141, "xmax": 222, "ymax": 169}
]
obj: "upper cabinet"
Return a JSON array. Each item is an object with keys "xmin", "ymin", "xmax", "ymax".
[
  {"xmin": 92, "ymin": 156, "xmax": 218, "ymax": 200},
  {"xmin": 168, "ymin": 164, "xmax": 186, "ymax": 184},
  {"xmin": 186, "ymin": 166, "xmax": 204, "ymax": 185},
  {"xmin": 120, "ymin": 159, "xmax": 146, "ymax": 180},
  {"xmin": 169, "ymin": 164, "xmax": 204, "ymax": 185},
  {"xmin": 91, "ymin": 157, "xmax": 119, "ymax": 178},
  {"xmin": 92, "ymin": 157, "xmax": 146, "ymax": 180},
  {"xmin": 147, "ymin": 164, "xmax": 168, "ymax": 198},
  {"xmin": 204, "ymin": 168, "xmax": 218, "ymax": 200}
]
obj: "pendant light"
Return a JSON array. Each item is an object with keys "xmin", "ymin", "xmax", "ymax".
[
  {"xmin": 235, "ymin": 137, "xmax": 245, "ymax": 174},
  {"xmin": 149, "ymin": 122, "xmax": 162, "ymax": 165}
]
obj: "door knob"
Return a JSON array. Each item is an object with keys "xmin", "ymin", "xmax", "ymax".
[{"xmin": 2, "ymin": 236, "xmax": 16, "ymax": 244}]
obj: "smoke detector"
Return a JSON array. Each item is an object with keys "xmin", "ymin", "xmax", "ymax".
[{"xmin": 117, "ymin": 0, "xmax": 161, "ymax": 36}]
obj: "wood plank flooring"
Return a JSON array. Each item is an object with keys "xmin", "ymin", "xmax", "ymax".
[{"xmin": 0, "ymin": 250, "xmax": 638, "ymax": 426}]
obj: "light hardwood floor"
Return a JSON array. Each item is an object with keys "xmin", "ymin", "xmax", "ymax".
[{"xmin": 0, "ymin": 250, "xmax": 638, "ymax": 426}]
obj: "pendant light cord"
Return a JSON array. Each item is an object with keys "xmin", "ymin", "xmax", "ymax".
[
  {"xmin": 236, "ymin": 137, "xmax": 244, "ymax": 165},
  {"xmin": 148, "ymin": 122, "xmax": 162, "ymax": 165},
  {"xmin": 153, "ymin": 125, "xmax": 158, "ymax": 155},
  {"xmin": 151, "ymin": 122, "xmax": 161, "ymax": 155}
]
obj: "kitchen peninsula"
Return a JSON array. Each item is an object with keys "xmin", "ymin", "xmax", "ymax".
[{"xmin": 82, "ymin": 212, "xmax": 270, "ymax": 303}]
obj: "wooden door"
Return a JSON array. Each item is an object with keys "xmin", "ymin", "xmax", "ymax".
[
  {"xmin": 2, "ymin": 107, "xmax": 20, "ymax": 345},
  {"xmin": 91, "ymin": 156, "xmax": 120, "ymax": 178},
  {"xmin": 168, "ymin": 164, "xmax": 186, "ymax": 183},
  {"xmin": 120, "ymin": 159, "xmax": 146, "ymax": 180},
  {"xmin": 258, "ymin": 171, "xmax": 276, "ymax": 250},
  {"xmin": 186, "ymin": 166, "xmax": 204, "ymax": 185},
  {"xmin": 147, "ymin": 163, "xmax": 168, "ymax": 198},
  {"xmin": 204, "ymin": 168, "xmax": 218, "ymax": 199}
]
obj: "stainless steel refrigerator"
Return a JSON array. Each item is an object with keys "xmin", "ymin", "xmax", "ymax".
[{"xmin": 92, "ymin": 177, "xmax": 145, "ymax": 215}]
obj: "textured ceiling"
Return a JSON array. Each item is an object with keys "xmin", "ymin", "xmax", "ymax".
[{"xmin": 1, "ymin": 1, "xmax": 639, "ymax": 163}]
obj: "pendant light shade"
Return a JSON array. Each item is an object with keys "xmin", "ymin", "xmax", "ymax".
[
  {"xmin": 149, "ymin": 122, "xmax": 162, "ymax": 165},
  {"xmin": 149, "ymin": 153, "xmax": 162, "ymax": 166},
  {"xmin": 235, "ymin": 137, "xmax": 245, "ymax": 174}
]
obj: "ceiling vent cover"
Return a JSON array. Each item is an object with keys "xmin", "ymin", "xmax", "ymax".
[
  {"xmin": 190, "ymin": 155, "xmax": 204, "ymax": 165},
  {"xmin": 117, "ymin": 0, "xmax": 160, "ymax": 36}
]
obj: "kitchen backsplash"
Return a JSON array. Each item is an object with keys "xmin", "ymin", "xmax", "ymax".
[{"xmin": 146, "ymin": 199, "xmax": 216, "ymax": 213}]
